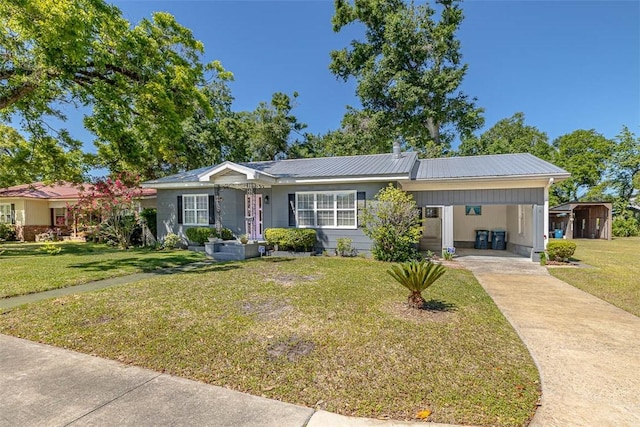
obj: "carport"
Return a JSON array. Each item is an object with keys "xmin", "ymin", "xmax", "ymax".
[{"xmin": 549, "ymin": 202, "xmax": 612, "ymax": 240}]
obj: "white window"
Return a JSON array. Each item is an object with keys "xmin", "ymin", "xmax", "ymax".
[
  {"xmin": 0, "ymin": 204, "xmax": 11, "ymax": 224},
  {"xmin": 183, "ymin": 195, "xmax": 209, "ymax": 225},
  {"xmin": 53, "ymin": 208, "xmax": 68, "ymax": 226},
  {"xmin": 295, "ymin": 191, "xmax": 357, "ymax": 229}
]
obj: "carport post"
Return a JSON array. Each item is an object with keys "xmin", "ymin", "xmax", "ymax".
[{"xmin": 532, "ymin": 204, "xmax": 545, "ymax": 261}]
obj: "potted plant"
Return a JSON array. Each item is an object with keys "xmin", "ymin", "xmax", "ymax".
[{"xmin": 239, "ymin": 234, "xmax": 248, "ymax": 244}]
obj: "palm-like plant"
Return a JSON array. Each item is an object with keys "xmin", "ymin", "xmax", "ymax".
[{"xmin": 387, "ymin": 259, "xmax": 446, "ymax": 309}]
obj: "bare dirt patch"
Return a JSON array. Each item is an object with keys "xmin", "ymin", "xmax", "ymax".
[
  {"xmin": 241, "ymin": 299, "xmax": 293, "ymax": 321},
  {"xmin": 266, "ymin": 335, "xmax": 315, "ymax": 361}
]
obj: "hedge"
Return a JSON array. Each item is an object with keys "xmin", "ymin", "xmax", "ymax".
[
  {"xmin": 546, "ymin": 240, "xmax": 577, "ymax": 262},
  {"xmin": 265, "ymin": 228, "xmax": 316, "ymax": 252},
  {"xmin": 185, "ymin": 227, "xmax": 235, "ymax": 245}
]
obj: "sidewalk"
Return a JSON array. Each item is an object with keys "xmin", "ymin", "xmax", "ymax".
[
  {"xmin": 0, "ymin": 334, "xmax": 456, "ymax": 427},
  {"xmin": 457, "ymin": 254, "xmax": 640, "ymax": 427},
  {"xmin": 0, "ymin": 260, "xmax": 216, "ymax": 312}
]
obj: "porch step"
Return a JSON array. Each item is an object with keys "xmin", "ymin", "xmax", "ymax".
[{"xmin": 211, "ymin": 252, "xmax": 241, "ymax": 262}]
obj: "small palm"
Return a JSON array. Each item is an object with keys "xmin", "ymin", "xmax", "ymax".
[{"xmin": 387, "ymin": 259, "xmax": 446, "ymax": 309}]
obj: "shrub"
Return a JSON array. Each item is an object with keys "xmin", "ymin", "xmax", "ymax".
[
  {"xmin": 163, "ymin": 233, "xmax": 181, "ymax": 249},
  {"xmin": 546, "ymin": 240, "xmax": 577, "ymax": 262},
  {"xmin": 336, "ymin": 237, "xmax": 357, "ymax": 257},
  {"xmin": 185, "ymin": 227, "xmax": 215, "ymax": 245},
  {"xmin": 361, "ymin": 184, "xmax": 421, "ymax": 262},
  {"xmin": 612, "ymin": 214, "xmax": 639, "ymax": 237},
  {"xmin": 218, "ymin": 227, "xmax": 235, "ymax": 240},
  {"xmin": 39, "ymin": 241, "xmax": 62, "ymax": 255},
  {"xmin": 140, "ymin": 208, "xmax": 157, "ymax": 238},
  {"xmin": 0, "ymin": 223, "xmax": 17, "ymax": 241},
  {"xmin": 265, "ymin": 228, "xmax": 316, "ymax": 252},
  {"xmin": 387, "ymin": 259, "xmax": 446, "ymax": 309}
]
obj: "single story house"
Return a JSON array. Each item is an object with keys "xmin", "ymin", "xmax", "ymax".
[
  {"xmin": 549, "ymin": 201, "xmax": 613, "ymax": 240},
  {"xmin": 0, "ymin": 182, "xmax": 156, "ymax": 241},
  {"xmin": 143, "ymin": 146, "xmax": 570, "ymax": 261}
]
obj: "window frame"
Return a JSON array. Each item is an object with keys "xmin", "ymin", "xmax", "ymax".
[
  {"xmin": 53, "ymin": 207, "xmax": 68, "ymax": 226},
  {"xmin": 182, "ymin": 194, "xmax": 210, "ymax": 226},
  {"xmin": 0, "ymin": 203, "xmax": 11, "ymax": 224},
  {"xmin": 295, "ymin": 191, "xmax": 357, "ymax": 229}
]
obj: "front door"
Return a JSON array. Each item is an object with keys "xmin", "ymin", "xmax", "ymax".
[
  {"xmin": 419, "ymin": 206, "xmax": 442, "ymax": 251},
  {"xmin": 245, "ymin": 194, "xmax": 263, "ymax": 240}
]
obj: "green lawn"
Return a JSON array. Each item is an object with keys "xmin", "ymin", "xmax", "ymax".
[
  {"xmin": 0, "ymin": 242, "xmax": 205, "ymax": 298},
  {"xmin": 548, "ymin": 237, "xmax": 640, "ymax": 317},
  {"xmin": 0, "ymin": 257, "xmax": 540, "ymax": 426}
]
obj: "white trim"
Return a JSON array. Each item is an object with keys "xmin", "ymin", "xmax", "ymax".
[
  {"xmin": 295, "ymin": 190, "xmax": 358, "ymax": 229},
  {"xmin": 182, "ymin": 194, "xmax": 209, "ymax": 226},
  {"xmin": 197, "ymin": 161, "xmax": 277, "ymax": 184}
]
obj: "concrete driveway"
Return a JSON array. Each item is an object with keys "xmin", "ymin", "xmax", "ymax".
[{"xmin": 456, "ymin": 252, "xmax": 640, "ymax": 427}]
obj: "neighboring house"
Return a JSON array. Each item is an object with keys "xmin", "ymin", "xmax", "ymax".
[
  {"xmin": 143, "ymin": 146, "xmax": 570, "ymax": 261},
  {"xmin": 549, "ymin": 202, "xmax": 613, "ymax": 240},
  {"xmin": 0, "ymin": 182, "xmax": 156, "ymax": 241}
]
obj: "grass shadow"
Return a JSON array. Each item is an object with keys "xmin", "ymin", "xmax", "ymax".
[
  {"xmin": 421, "ymin": 299, "xmax": 457, "ymax": 312},
  {"xmin": 68, "ymin": 255, "xmax": 199, "ymax": 272},
  {"xmin": 258, "ymin": 257, "xmax": 295, "ymax": 263}
]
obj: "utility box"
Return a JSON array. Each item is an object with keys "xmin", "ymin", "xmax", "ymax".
[{"xmin": 475, "ymin": 230, "xmax": 489, "ymax": 249}]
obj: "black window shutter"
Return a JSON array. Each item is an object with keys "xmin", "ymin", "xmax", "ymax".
[
  {"xmin": 50, "ymin": 208, "xmax": 54, "ymax": 227},
  {"xmin": 10, "ymin": 203, "xmax": 15, "ymax": 224},
  {"xmin": 357, "ymin": 192, "xmax": 366, "ymax": 227},
  {"xmin": 288, "ymin": 194, "xmax": 296, "ymax": 227},
  {"xmin": 177, "ymin": 196, "xmax": 183, "ymax": 224},
  {"xmin": 208, "ymin": 195, "xmax": 215, "ymax": 224}
]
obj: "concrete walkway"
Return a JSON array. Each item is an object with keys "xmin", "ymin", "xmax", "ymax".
[
  {"xmin": 0, "ymin": 260, "xmax": 216, "ymax": 312},
  {"xmin": 456, "ymin": 253, "xmax": 640, "ymax": 427},
  {"xmin": 0, "ymin": 334, "xmax": 457, "ymax": 427}
]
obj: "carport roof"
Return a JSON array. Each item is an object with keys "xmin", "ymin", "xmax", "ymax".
[{"xmin": 413, "ymin": 153, "xmax": 569, "ymax": 180}]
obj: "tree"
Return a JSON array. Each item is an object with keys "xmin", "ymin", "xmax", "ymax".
[
  {"xmin": 387, "ymin": 259, "xmax": 446, "ymax": 309},
  {"xmin": 288, "ymin": 108, "xmax": 391, "ymax": 158},
  {"xmin": 70, "ymin": 173, "xmax": 145, "ymax": 249},
  {"xmin": 243, "ymin": 92, "xmax": 307, "ymax": 162},
  {"xmin": 1, "ymin": 0, "xmax": 231, "ymax": 180},
  {"xmin": 361, "ymin": 184, "xmax": 422, "ymax": 262},
  {"xmin": 330, "ymin": 0, "xmax": 483, "ymax": 156},
  {"xmin": 0, "ymin": 124, "xmax": 86, "ymax": 187},
  {"xmin": 551, "ymin": 129, "xmax": 613, "ymax": 204},
  {"xmin": 610, "ymin": 126, "xmax": 640, "ymax": 205},
  {"xmin": 457, "ymin": 112, "xmax": 552, "ymax": 160}
]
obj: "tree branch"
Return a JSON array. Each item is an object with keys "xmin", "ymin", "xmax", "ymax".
[{"xmin": 0, "ymin": 83, "xmax": 36, "ymax": 110}]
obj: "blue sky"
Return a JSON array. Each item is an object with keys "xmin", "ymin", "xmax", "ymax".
[{"xmin": 80, "ymin": 0, "xmax": 639, "ymax": 151}]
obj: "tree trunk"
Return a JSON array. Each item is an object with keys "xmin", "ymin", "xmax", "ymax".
[{"xmin": 408, "ymin": 291, "xmax": 426, "ymax": 309}]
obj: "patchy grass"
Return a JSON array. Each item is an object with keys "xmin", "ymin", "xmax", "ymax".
[
  {"xmin": 0, "ymin": 257, "xmax": 539, "ymax": 426},
  {"xmin": 0, "ymin": 242, "xmax": 205, "ymax": 298},
  {"xmin": 548, "ymin": 237, "xmax": 640, "ymax": 317}
]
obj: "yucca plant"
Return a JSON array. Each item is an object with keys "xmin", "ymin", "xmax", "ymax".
[{"xmin": 387, "ymin": 259, "xmax": 446, "ymax": 309}]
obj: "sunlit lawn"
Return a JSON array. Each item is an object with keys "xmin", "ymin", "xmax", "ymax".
[
  {"xmin": 548, "ymin": 237, "xmax": 640, "ymax": 317},
  {"xmin": 0, "ymin": 242, "xmax": 205, "ymax": 298},
  {"xmin": 0, "ymin": 257, "xmax": 540, "ymax": 426}
]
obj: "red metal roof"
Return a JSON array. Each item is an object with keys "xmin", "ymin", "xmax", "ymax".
[{"xmin": 0, "ymin": 182, "xmax": 156, "ymax": 200}]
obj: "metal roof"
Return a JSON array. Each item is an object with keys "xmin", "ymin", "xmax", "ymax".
[
  {"xmin": 145, "ymin": 153, "xmax": 418, "ymax": 184},
  {"xmin": 413, "ymin": 153, "xmax": 569, "ymax": 180},
  {"xmin": 145, "ymin": 152, "xmax": 570, "ymax": 186},
  {"xmin": 242, "ymin": 152, "xmax": 418, "ymax": 178}
]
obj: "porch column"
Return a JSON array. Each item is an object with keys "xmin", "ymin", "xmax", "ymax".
[
  {"xmin": 442, "ymin": 205, "xmax": 454, "ymax": 250},
  {"xmin": 532, "ymin": 204, "xmax": 545, "ymax": 261},
  {"xmin": 543, "ymin": 180, "xmax": 551, "ymax": 248}
]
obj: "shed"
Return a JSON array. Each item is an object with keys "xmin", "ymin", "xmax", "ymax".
[{"xmin": 549, "ymin": 202, "xmax": 612, "ymax": 240}]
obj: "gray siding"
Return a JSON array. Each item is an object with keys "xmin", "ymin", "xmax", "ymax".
[
  {"xmin": 270, "ymin": 183, "xmax": 389, "ymax": 252},
  {"xmin": 410, "ymin": 188, "xmax": 543, "ymax": 206},
  {"xmin": 156, "ymin": 187, "xmax": 246, "ymax": 241}
]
